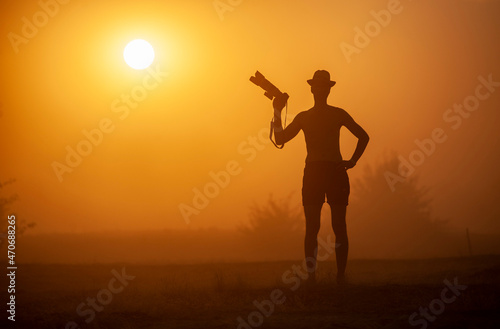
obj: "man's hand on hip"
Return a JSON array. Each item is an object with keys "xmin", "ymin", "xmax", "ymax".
[{"xmin": 337, "ymin": 160, "xmax": 356, "ymax": 170}]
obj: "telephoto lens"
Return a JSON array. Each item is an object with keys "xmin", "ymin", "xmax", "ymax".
[{"xmin": 250, "ymin": 71, "xmax": 285, "ymax": 101}]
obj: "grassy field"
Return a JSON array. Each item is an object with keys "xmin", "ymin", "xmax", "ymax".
[{"xmin": 5, "ymin": 255, "xmax": 500, "ymax": 329}]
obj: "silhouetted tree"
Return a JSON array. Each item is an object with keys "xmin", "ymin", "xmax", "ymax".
[
  {"xmin": 348, "ymin": 153, "xmax": 448, "ymax": 258},
  {"xmin": 239, "ymin": 194, "xmax": 304, "ymax": 260}
]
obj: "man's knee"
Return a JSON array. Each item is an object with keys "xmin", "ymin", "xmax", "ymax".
[
  {"xmin": 330, "ymin": 203, "xmax": 348, "ymax": 241},
  {"xmin": 332, "ymin": 222, "xmax": 348, "ymax": 239},
  {"xmin": 305, "ymin": 225, "xmax": 321, "ymax": 237},
  {"xmin": 304, "ymin": 204, "xmax": 322, "ymax": 233},
  {"xmin": 304, "ymin": 203, "xmax": 323, "ymax": 217},
  {"xmin": 335, "ymin": 232, "xmax": 348, "ymax": 244}
]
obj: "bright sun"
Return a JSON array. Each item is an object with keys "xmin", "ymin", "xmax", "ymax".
[{"xmin": 123, "ymin": 39, "xmax": 155, "ymax": 70}]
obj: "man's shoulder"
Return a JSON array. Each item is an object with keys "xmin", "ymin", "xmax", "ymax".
[
  {"xmin": 328, "ymin": 106, "xmax": 352, "ymax": 119},
  {"xmin": 293, "ymin": 110, "xmax": 310, "ymax": 120},
  {"xmin": 328, "ymin": 105, "xmax": 347, "ymax": 112}
]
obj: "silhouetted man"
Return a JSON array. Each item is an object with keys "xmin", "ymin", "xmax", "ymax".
[{"xmin": 273, "ymin": 70, "xmax": 369, "ymax": 285}]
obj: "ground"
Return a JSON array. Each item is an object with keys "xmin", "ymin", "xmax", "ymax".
[{"xmin": 4, "ymin": 255, "xmax": 500, "ymax": 329}]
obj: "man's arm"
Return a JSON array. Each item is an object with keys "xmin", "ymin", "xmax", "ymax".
[
  {"xmin": 341, "ymin": 113, "xmax": 369, "ymax": 169},
  {"xmin": 272, "ymin": 94, "xmax": 301, "ymax": 145}
]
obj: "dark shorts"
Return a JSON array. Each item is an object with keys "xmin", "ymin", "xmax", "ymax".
[{"xmin": 302, "ymin": 161, "xmax": 350, "ymax": 206}]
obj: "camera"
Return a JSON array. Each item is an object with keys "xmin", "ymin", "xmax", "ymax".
[{"xmin": 250, "ymin": 71, "xmax": 289, "ymax": 102}]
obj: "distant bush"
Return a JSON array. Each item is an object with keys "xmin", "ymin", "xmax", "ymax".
[
  {"xmin": 238, "ymin": 194, "xmax": 304, "ymax": 260},
  {"xmin": 348, "ymin": 153, "xmax": 451, "ymax": 258},
  {"xmin": 0, "ymin": 179, "xmax": 35, "ymax": 249}
]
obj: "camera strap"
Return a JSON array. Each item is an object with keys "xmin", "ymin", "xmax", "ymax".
[{"xmin": 269, "ymin": 101, "xmax": 287, "ymax": 149}]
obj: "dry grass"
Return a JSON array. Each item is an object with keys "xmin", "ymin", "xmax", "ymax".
[{"xmin": 6, "ymin": 255, "xmax": 500, "ymax": 329}]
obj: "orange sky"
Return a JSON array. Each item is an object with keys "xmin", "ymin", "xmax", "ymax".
[{"xmin": 1, "ymin": 0, "xmax": 500, "ymax": 235}]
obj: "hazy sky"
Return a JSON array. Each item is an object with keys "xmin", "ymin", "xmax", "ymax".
[{"xmin": 1, "ymin": 0, "xmax": 499, "ymax": 235}]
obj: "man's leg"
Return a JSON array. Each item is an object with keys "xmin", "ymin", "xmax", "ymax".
[
  {"xmin": 330, "ymin": 204, "xmax": 348, "ymax": 283},
  {"xmin": 304, "ymin": 204, "xmax": 322, "ymax": 284}
]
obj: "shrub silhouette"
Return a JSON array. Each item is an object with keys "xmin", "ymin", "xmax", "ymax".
[
  {"xmin": 348, "ymin": 153, "xmax": 448, "ymax": 258},
  {"xmin": 239, "ymin": 194, "xmax": 304, "ymax": 260},
  {"xmin": 0, "ymin": 179, "xmax": 36, "ymax": 249}
]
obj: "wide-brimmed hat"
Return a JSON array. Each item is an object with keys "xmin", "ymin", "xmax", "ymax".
[{"xmin": 307, "ymin": 70, "xmax": 336, "ymax": 87}]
